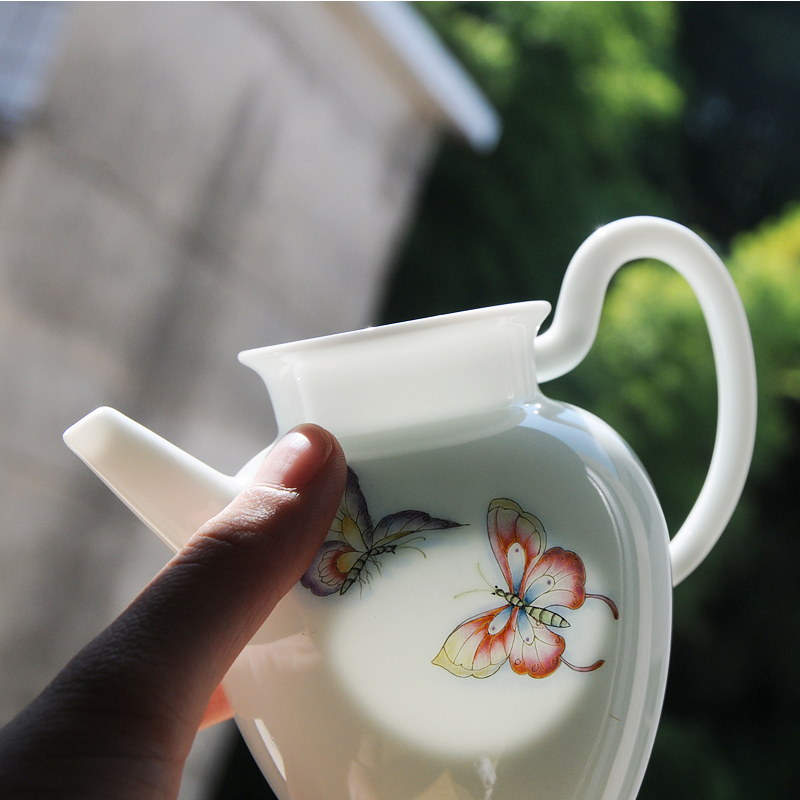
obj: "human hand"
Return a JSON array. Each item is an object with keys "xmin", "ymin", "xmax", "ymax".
[{"xmin": 0, "ymin": 424, "xmax": 346, "ymax": 800}]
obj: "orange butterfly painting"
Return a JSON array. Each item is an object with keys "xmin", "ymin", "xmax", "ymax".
[{"xmin": 433, "ymin": 498, "xmax": 618, "ymax": 679}]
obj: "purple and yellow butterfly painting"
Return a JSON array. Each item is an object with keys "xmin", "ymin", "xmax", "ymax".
[
  {"xmin": 301, "ymin": 467, "xmax": 464, "ymax": 596},
  {"xmin": 433, "ymin": 498, "xmax": 618, "ymax": 679}
]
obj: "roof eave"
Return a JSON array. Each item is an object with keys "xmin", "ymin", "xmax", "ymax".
[{"xmin": 351, "ymin": 1, "xmax": 502, "ymax": 152}]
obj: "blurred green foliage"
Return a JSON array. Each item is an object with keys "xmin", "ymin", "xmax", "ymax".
[
  {"xmin": 382, "ymin": 2, "xmax": 800, "ymax": 798},
  {"xmin": 382, "ymin": 1, "xmax": 685, "ymax": 320}
]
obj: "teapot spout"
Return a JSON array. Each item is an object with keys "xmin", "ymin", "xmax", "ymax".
[{"xmin": 63, "ymin": 407, "xmax": 243, "ymax": 552}]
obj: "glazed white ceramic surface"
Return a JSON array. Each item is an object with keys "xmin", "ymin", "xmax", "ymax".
[
  {"xmin": 228, "ymin": 397, "xmax": 671, "ymax": 800},
  {"xmin": 63, "ymin": 216, "xmax": 757, "ymax": 800}
]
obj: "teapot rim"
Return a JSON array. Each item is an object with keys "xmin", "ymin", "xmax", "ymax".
[{"xmin": 238, "ymin": 300, "xmax": 552, "ymax": 363}]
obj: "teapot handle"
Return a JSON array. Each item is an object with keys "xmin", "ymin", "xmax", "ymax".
[{"xmin": 535, "ymin": 216, "xmax": 757, "ymax": 587}]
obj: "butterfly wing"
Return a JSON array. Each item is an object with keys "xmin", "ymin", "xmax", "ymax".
[
  {"xmin": 301, "ymin": 466, "xmax": 373, "ymax": 595},
  {"xmin": 372, "ymin": 509, "xmax": 464, "ymax": 546},
  {"xmin": 508, "ymin": 611, "xmax": 566, "ymax": 678},
  {"xmin": 484, "ymin": 500, "xmax": 569, "ymax": 677},
  {"xmin": 331, "ymin": 466, "xmax": 374, "ymax": 550},
  {"xmin": 487, "ymin": 498, "xmax": 547, "ymax": 594},
  {"xmin": 432, "ymin": 604, "xmax": 517, "ymax": 678},
  {"xmin": 301, "ymin": 540, "xmax": 359, "ymax": 596},
  {"xmin": 522, "ymin": 547, "xmax": 587, "ymax": 610}
]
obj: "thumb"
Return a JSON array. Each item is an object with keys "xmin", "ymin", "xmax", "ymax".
[
  {"xmin": 0, "ymin": 424, "xmax": 345, "ymax": 799},
  {"xmin": 140, "ymin": 422, "xmax": 347, "ymax": 716},
  {"xmin": 161, "ymin": 423, "xmax": 346, "ymax": 668}
]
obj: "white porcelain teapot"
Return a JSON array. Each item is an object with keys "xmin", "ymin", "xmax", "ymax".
[{"xmin": 64, "ymin": 217, "xmax": 756, "ymax": 800}]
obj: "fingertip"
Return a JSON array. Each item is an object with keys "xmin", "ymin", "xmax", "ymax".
[{"xmin": 254, "ymin": 424, "xmax": 339, "ymax": 490}]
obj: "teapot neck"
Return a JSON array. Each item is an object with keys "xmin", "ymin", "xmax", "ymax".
[{"xmin": 238, "ymin": 302, "xmax": 551, "ymax": 460}]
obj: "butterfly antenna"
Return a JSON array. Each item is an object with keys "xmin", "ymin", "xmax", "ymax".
[
  {"xmin": 400, "ymin": 543, "xmax": 427, "ymax": 559},
  {"xmin": 454, "ymin": 587, "xmax": 491, "ymax": 599},
  {"xmin": 476, "ymin": 562, "xmax": 495, "ymax": 591},
  {"xmin": 453, "ymin": 564, "xmax": 498, "ymax": 600}
]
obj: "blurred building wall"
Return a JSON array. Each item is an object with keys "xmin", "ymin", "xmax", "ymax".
[{"xmin": 0, "ymin": 3, "xmax": 495, "ymax": 797}]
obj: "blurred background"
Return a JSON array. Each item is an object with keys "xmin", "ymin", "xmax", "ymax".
[{"xmin": 0, "ymin": 2, "xmax": 798, "ymax": 799}]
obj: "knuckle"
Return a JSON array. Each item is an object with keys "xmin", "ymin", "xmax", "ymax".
[{"xmin": 191, "ymin": 484, "xmax": 300, "ymax": 550}]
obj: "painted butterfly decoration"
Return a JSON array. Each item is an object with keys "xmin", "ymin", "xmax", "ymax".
[
  {"xmin": 301, "ymin": 466, "xmax": 464, "ymax": 596},
  {"xmin": 433, "ymin": 498, "xmax": 618, "ymax": 679}
]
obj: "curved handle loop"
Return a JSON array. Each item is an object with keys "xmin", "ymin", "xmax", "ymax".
[{"xmin": 535, "ymin": 216, "xmax": 757, "ymax": 587}]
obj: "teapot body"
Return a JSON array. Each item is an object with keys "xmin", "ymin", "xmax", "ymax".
[
  {"xmin": 63, "ymin": 217, "xmax": 756, "ymax": 800},
  {"xmin": 225, "ymin": 395, "xmax": 672, "ymax": 800}
]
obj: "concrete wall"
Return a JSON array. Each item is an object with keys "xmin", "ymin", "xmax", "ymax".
[{"xmin": 0, "ymin": 2, "xmax": 442, "ymax": 796}]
